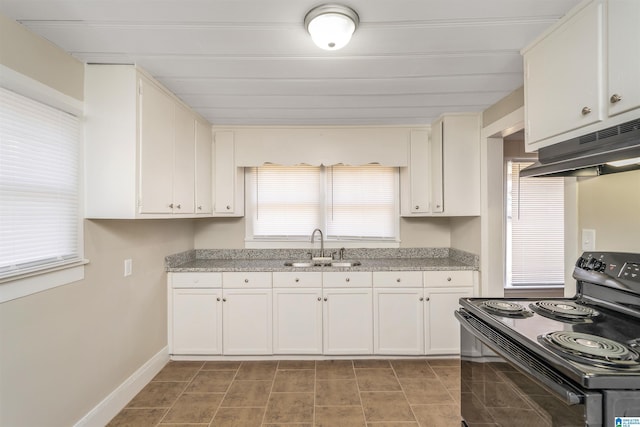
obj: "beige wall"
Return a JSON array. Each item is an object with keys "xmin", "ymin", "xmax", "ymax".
[
  {"xmin": 482, "ymin": 86, "xmax": 524, "ymax": 128},
  {"xmin": 194, "ymin": 216, "xmax": 454, "ymax": 249},
  {"xmin": 0, "ymin": 14, "xmax": 84, "ymax": 100},
  {"xmin": 0, "ymin": 14, "xmax": 196, "ymax": 426},
  {"xmin": 577, "ymin": 170, "xmax": 640, "ymax": 252}
]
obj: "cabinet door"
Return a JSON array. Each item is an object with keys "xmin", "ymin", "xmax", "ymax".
[
  {"xmin": 171, "ymin": 289, "xmax": 221, "ymax": 355},
  {"xmin": 273, "ymin": 288, "xmax": 323, "ymax": 354},
  {"xmin": 322, "ymin": 288, "xmax": 372, "ymax": 355},
  {"xmin": 525, "ymin": 1, "xmax": 604, "ymax": 145},
  {"xmin": 222, "ymin": 289, "xmax": 272, "ymax": 355},
  {"xmin": 213, "ymin": 131, "xmax": 238, "ymax": 215},
  {"xmin": 195, "ymin": 119, "xmax": 212, "ymax": 214},
  {"xmin": 173, "ymin": 104, "xmax": 195, "ymax": 214},
  {"xmin": 409, "ymin": 129, "xmax": 430, "ymax": 214},
  {"xmin": 373, "ymin": 288, "xmax": 424, "ymax": 355},
  {"xmin": 608, "ymin": 0, "xmax": 640, "ymax": 117},
  {"xmin": 138, "ymin": 77, "xmax": 174, "ymax": 214},
  {"xmin": 424, "ymin": 287, "xmax": 472, "ymax": 355},
  {"xmin": 430, "ymin": 121, "xmax": 444, "ymax": 213}
]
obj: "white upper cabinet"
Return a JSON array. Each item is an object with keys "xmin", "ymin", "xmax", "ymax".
[
  {"xmin": 524, "ymin": 0, "xmax": 640, "ymax": 150},
  {"xmin": 401, "ymin": 114, "xmax": 480, "ymax": 217},
  {"xmin": 608, "ymin": 0, "xmax": 640, "ymax": 117},
  {"xmin": 195, "ymin": 119, "xmax": 213, "ymax": 215},
  {"xmin": 84, "ymin": 64, "xmax": 212, "ymax": 218},
  {"xmin": 212, "ymin": 131, "xmax": 245, "ymax": 216}
]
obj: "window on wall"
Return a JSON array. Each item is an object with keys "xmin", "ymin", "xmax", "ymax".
[
  {"xmin": 246, "ymin": 164, "xmax": 399, "ymax": 244},
  {"xmin": 506, "ymin": 160, "xmax": 565, "ymax": 287},
  {"xmin": 0, "ymin": 87, "xmax": 83, "ymax": 282}
]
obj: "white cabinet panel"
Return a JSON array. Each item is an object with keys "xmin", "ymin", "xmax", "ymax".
[
  {"xmin": 173, "ymin": 104, "xmax": 196, "ymax": 214},
  {"xmin": 608, "ymin": 0, "xmax": 640, "ymax": 117},
  {"xmin": 273, "ymin": 288, "xmax": 323, "ymax": 354},
  {"xmin": 171, "ymin": 288, "xmax": 222, "ymax": 355},
  {"xmin": 373, "ymin": 271, "xmax": 422, "ymax": 288},
  {"xmin": 424, "ymin": 270, "xmax": 474, "ymax": 288},
  {"xmin": 213, "ymin": 131, "xmax": 244, "ymax": 216},
  {"xmin": 373, "ymin": 288, "xmax": 424, "ymax": 355},
  {"xmin": 195, "ymin": 119, "xmax": 213, "ymax": 214},
  {"xmin": 223, "ymin": 272, "xmax": 272, "ymax": 288},
  {"xmin": 171, "ymin": 272, "xmax": 222, "ymax": 288},
  {"xmin": 401, "ymin": 129, "xmax": 430, "ymax": 214},
  {"xmin": 424, "ymin": 287, "xmax": 472, "ymax": 354},
  {"xmin": 273, "ymin": 272, "xmax": 322, "ymax": 288},
  {"xmin": 222, "ymin": 288, "xmax": 272, "ymax": 355},
  {"xmin": 322, "ymin": 288, "xmax": 373, "ymax": 355},
  {"xmin": 138, "ymin": 77, "xmax": 175, "ymax": 214}
]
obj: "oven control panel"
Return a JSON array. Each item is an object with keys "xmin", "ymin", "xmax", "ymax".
[{"xmin": 620, "ymin": 262, "xmax": 640, "ymax": 283}]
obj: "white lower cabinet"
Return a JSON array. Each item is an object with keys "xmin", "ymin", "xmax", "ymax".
[
  {"xmin": 373, "ymin": 288, "xmax": 424, "ymax": 355},
  {"xmin": 171, "ymin": 288, "xmax": 222, "ymax": 355},
  {"xmin": 273, "ymin": 288, "xmax": 323, "ymax": 354},
  {"xmin": 424, "ymin": 287, "xmax": 473, "ymax": 354},
  {"xmin": 322, "ymin": 288, "xmax": 373, "ymax": 355},
  {"xmin": 222, "ymin": 288, "xmax": 272, "ymax": 355}
]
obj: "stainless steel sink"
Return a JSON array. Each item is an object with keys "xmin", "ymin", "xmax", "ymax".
[
  {"xmin": 330, "ymin": 261, "xmax": 361, "ymax": 267},
  {"xmin": 284, "ymin": 261, "xmax": 319, "ymax": 268}
]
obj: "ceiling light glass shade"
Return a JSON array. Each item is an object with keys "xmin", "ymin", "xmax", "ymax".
[{"xmin": 305, "ymin": 4, "xmax": 359, "ymax": 51}]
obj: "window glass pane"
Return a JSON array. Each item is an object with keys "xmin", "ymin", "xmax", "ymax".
[
  {"xmin": 247, "ymin": 165, "xmax": 321, "ymax": 237},
  {"xmin": 327, "ymin": 165, "xmax": 396, "ymax": 239},
  {"xmin": 0, "ymin": 87, "xmax": 81, "ymax": 277},
  {"xmin": 507, "ymin": 161, "xmax": 564, "ymax": 286}
]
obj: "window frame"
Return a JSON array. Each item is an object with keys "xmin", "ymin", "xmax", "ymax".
[
  {"xmin": 0, "ymin": 66, "xmax": 87, "ymax": 303},
  {"xmin": 245, "ymin": 165, "xmax": 401, "ymax": 249}
]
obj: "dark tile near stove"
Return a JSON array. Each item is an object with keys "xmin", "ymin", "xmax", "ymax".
[
  {"xmin": 355, "ymin": 368, "xmax": 401, "ymax": 391},
  {"xmin": 360, "ymin": 391, "xmax": 415, "ymax": 422},
  {"xmin": 412, "ymin": 404, "xmax": 461, "ymax": 427},
  {"xmin": 390, "ymin": 359, "xmax": 436, "ymax": 378},
  {"xmin": 398, "ymin": 377, "xmax": 455, "ymax": 405}
]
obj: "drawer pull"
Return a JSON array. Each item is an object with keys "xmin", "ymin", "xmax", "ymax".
[
  {"xmin": 216, "ymin": 297, "xmax": 221, "ymax": 302},
  {"xmin": 610, "ymin": 93, "xmax": 622, "ymax": 104},
  {"xmin": 244, "ymin": 279, "xmax": 249, "ymax": 283},
  {"xmin": 345, "ymin": 278, "xmax": 350, "ymax": 282},
  {"xmin": 295, "ymin": 278, "xmax": 300, "ymax": 283},
  {"xmin": 324, "ymin": 297, "xmax": 328, "ymax": 301},
  {"xmin": 581, "ymin": 106, "xmax": 592, "ymax": 115},
  {"xmin": 447, "ymin": 277, "xmax": 452, "ymax": 282},
  {"xmin": 419, "ymin": 297, "xmax": 424, "ymax": 301},
  {"xmin": 396, "ymin": 278, "xmax": 401, "ymax": 283},
  {"xmin": 317, "ymin": 297, "xmax": 322, "ymax": 301}
]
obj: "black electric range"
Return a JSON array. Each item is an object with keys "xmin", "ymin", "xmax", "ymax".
[{"xmin": 456, "ymin": 252, "xmax": 640, "ymax": 427}]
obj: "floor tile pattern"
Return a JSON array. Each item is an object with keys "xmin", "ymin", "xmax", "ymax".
[{"xmin": 107, "ymin": 358, "xmax": 460, "ymax": 427}]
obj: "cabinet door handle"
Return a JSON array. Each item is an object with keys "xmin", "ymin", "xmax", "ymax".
[
  {"xmin": 447, "ymin": 277, "xmax": 452, "ymax": 282},
  {"xmin": 345, "ymin": 278, "xmax": 350, "ymax": 282},
  {"xmin": 317, "ymin": 297, "xmax": 322, "ymax": 301},
  {"xmin": 169, "ymin": 203, "xmax": 174, "ymax": 209},
  {"xmin": 197, "ymin": 205, "xmax": 202, "ymax": 210},
  {"xmin": 216, "ymin": 297, "xmax": 221, "ymax": 302},
  {"xmin": 323, "ymin": 297, "xmax": 328, "ymax": 301},
  {"xmin": 610, "ymin": 94, "xmax": 623, "ymax": 104},
  {"xmin": 426, "ymin": 297, "xmax": 430, "ymax": 301},
  {"xmin": 415, "ymin": 205, "xmax": 419, "ymax": 210},
  {"xmin": 176, "ymin": 204, "xmax": 181, "ymax": 209},
  {"xmin": 244, "ymin": 279, "xmax": 249, "ymax": 283},
  {"xmin": 222, "ymin": 298, "xmax": 227, "ymax": 302},
  {"xmin": 226, "ymin": 205, "xmax": 231, "ymax": 210},
  {"xmin": 419, "ymin": 297, "xmax": 424, "ymax": 301},
  {"xmin": 295, "ymin": 278, "xmax": 300, "ymax": 283},
  {"xmin": 581, "ymin": 106, "xmax": 592, "ymax": 115}
]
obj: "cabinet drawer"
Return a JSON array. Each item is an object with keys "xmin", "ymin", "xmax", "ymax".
[
  {"xmin": 273, "ymin": 272, "xmax": 322, "ymax": 288},
  {"xmin": 223, "ymin": 272, "xmax": 272, "ymax": 288},
  {"xmin": 171, "ymin": 272, "xmax": 222, "ymax": 288},
  {"xmin": 424, "ymin": 270, "xmax": 473, "ymax": 288},
  {"xmin": 323, "ymin": 271, "xmax": 372, "ymax": 288},
  {"xmin": 373, "ymin": 271, "xmax": 422, "ymax": 288}
]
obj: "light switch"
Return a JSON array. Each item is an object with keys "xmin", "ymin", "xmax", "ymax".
[
  {"xmin": 581, "ymin": 229, "xmax": 596, "ymax": 251},
  {"xmin": 124, "ymin": 259, "xmax": 133, "ymax": 277}
]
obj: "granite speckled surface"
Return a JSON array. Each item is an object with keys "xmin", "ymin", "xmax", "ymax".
[{"xmin": 166, "ymin": 248, "xmax": 478, "ymax": 272}]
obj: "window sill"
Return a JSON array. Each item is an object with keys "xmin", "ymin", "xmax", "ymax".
[{"xmin": 0, "ymin": 260, "xmax": 89, "ymax": 303}]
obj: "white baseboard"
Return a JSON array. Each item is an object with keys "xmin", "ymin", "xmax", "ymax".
[{"xmin": 74, "ymin": 346, "xmax": 170, "ymax": 427}]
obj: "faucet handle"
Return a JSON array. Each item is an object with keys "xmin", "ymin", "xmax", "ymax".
[
  {"xmin": 306, "ymin": 251, "xmax": 313, "ymax": 260},
  {"xmin": 330, "ymin": 251, "xmax": 337, "ymax": 260},
  {"xmin": 339, "ymin": 247, "xmax": 346, "ymax": 260}
]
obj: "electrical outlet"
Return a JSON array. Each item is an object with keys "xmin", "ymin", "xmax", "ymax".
[
  {"xmin": 581, "ymin": 229, "xmax": 596, "ymax": 251},
  {"xmin": 124, "ymin": 259, "xmax": 132, "ymax": 277}
]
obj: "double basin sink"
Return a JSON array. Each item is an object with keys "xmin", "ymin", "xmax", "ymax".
[{"xmin": 284, "ymin": 260, "xmax": 362, "ymax": 268}]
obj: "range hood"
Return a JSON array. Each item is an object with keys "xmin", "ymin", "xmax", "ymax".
[{"xmin": 520, "ymin": 118, "xmax": 640, "ymax": 177}]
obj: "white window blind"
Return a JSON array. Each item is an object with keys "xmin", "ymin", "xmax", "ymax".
[
  {"xmin": 507, "ymin": 161, "xmax": 564, "ymax": 286},
  {"xmin": 327, "ymin": 165, "xmax": 396, "ymax": 239},
  {"xmin": 0, "ymin": 87, "xmax": 81, "ymax": 279},
  {"xmin": 247, "ymin": 164, "xmax": 398, "ymax": 241}
]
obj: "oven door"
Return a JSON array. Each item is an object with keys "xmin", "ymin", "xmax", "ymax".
[{"xmin": 456, "ymin": 309, "xmax": 603, "ymax": 427}]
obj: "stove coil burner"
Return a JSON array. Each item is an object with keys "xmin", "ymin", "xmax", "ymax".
[
  {"xmin": 529, "ymin": 300, "xmax": 600, "ymax": 322},
  {"xmin": 481, "ymin": 300, "xmax": 533, "ymax": 318},
  {"xmin": 539, "ymin": 331, "xmax": 640, "ymax": 369}
]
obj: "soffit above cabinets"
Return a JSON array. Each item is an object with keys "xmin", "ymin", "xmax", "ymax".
[{"xmin": 1, "ymin": 0, "xmax": 581, "ymax": 126}]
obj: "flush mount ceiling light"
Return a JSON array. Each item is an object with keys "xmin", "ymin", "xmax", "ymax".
[{"xmin": 304, "ymin": 4, "xmax": 359, "ymax": 51}]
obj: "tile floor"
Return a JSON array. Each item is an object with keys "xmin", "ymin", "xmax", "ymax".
[{"xmin": 108, "ymin": 358, "xmax": 461, "ymax": 427}]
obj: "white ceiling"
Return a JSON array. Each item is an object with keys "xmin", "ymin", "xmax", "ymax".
[{"xmin": 1, "ymin": 0, "xmax": 581, "ymax": 126}]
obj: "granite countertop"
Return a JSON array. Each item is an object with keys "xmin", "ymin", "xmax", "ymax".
[{"xmin": 166, "ymin": 248, "xmax": 478, "ymax": 272}]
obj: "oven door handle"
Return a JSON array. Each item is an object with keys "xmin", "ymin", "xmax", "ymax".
[{"xmin": 456, "ymin": 310, "xmax": 584, "ymax": 406}]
